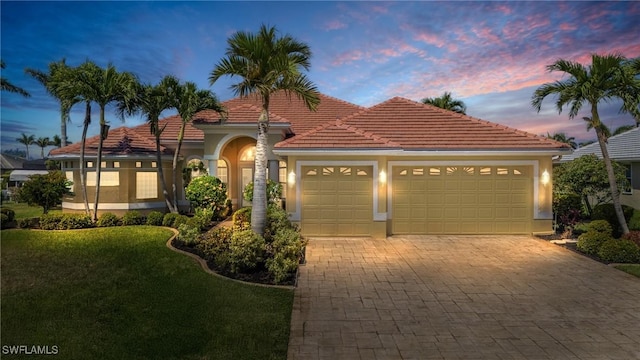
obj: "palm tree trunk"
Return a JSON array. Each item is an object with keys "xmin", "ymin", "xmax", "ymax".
[
  {"xmin": 251, "ymin": 107, "xmax": 269, "ymax": 235},
  {"xmin": 80, "ymin": 102, "xmax": 91, "ymax": 215},
  {"xmin": 61, "ymin": 110, "xmax": 68, "ymax": 148},
  {"xmin": 156, "ymin": 131, "xmax": 175, "ymax": 213},
  {"xmin": 171, "ymin": 124, "xmax": 186, "ymax": 213},
  {"xmin": 93, "ymin": 107, "xmax": 106, "ymax": 221},
  {"xmin": 593, "ymin": 107, "xmax": 630, "ymax": 235}
]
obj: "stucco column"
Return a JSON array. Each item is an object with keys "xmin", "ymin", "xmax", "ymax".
[
  {"xmin": 268, "ymin": 160, "xmax": 279, "ymax": 183},
  {"xmin": 206, "ymin": 158, "xmax": 218, "ymax": 177}
]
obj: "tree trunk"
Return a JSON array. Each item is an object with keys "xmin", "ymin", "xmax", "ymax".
[
  {"xmin": 171, "ymin": 123, "xmax": 186, "ymax": 214},
  {"xmin": 156, "ymin": 130, "xmax": 175, "ymax": 213},
  {"xmin": 593, "ymin": 106, "xmax": 629, "ymax": 235},
  {"xmin": 93, "ymin": 107, "xmax": 106, "ymax": 222},
  {"xmin": 251, "ymin": 105, "xmax": 269, "ymax": 235},
  {"xmin": 61, "ymin": 111, "xmax": 68, "ymax": 148},
  {"xmin": 582, "ymin": 194, "xmax": 593, "ymax": 218},
  {"xmin": 80, "ymin": 102, "xmax": 91, "ymax": 215}
]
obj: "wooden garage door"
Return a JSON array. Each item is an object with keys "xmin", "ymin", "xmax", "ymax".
[
  {"xmin": 301, "ymin": 166, "xmax": 373, "ymax": 236},
  {"xmin": 392, "ymin": 165, "xmax": 532, "ymax": 234}
]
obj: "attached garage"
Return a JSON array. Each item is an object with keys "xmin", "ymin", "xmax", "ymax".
[
  {"xmin": 392, "ymin": 164, "xmax": 533, "ymax": 234},
  {"xmin": 301, "ymin": 165, "xmax": 373, "ymax": 236}
]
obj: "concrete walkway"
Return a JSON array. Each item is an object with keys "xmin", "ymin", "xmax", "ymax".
[{"xmin": 287, "ymin": 236, "xmax": 640, "ymax": 360}]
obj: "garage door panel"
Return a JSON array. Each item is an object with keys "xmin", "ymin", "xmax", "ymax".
[{"xmin": 427, "ymin": 193, "xmax": 444, "ymax": 205}]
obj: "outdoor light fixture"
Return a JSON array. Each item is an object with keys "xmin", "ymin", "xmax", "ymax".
[
  {"xmin": 379, "ymin": 170, "xmax": 387, "ymax": 183},
  {"xmin": 288, "ymin": 171, "xmax": 296, "ymax": 185},
  {"xmin": 541, "ymin": 169, "xmax": 550, "ymax": 186}
]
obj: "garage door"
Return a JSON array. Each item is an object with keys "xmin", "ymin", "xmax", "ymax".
[
  {"xmin": 392, "ymin": 165, "xmax": 532, "ymax": 234},
  {"xmin": 301, "ymin": 166, "xmax": 373, "ymax": 236}
]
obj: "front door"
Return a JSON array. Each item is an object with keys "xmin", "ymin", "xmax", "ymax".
[{"xmin": 241, "ymin": 166, "xmax": 254, "ymax": 207}]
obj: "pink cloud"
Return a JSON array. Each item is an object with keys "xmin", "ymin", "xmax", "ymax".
[
  {"xmin": 414, "ymin": 32, "xmax": 446, "ymax": 48},
  {"xmin": 323, "ymin": 20, "xmax": 347, "ymax": 31},
  {"xmin": 558, "ymin": 23, "xmax": 577, "ymax": 31}
]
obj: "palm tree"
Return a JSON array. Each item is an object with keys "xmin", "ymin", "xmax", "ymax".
[
  {"xmin": 1, "ymin": 60, "xmax": 30, "ymax": 97},
  {"xmin": 532, "ymin": 53, "xmax": 640, "ymax": 235},
  {"xmin": 16, "ymin": 133, "xmax": 35, "ymax": 159},
  {"xmin": 421, "ymin": 91, "xmax": 467, "ymax": 114},
  {"xmin": 25, "ymin": 60, "xmax": 78, "ymax": 147},
  {"xmin": 612, "ymin": 124, "xmax": 636, "ymax": 136},
  {"xmin": 35, "ymin": 137, "xmax": 51, "ymax": 159},
  {"xmin": 171, "ymin": 81, "xmax": 224, "ymax": 212},
  {"xmin": 210, "ymin": 24, "xmax": 320, "ymax": 234},
  {"xmin": 545, "ymin": 132, "xmax": 577, "ymax": 149},
  {"xmin": 127, "ymin": 76, "xmax": 180, "ymax": 213}
]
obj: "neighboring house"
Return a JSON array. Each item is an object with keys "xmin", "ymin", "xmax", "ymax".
[
  {"xmin": 50, "ymin": 92, "xmax": 571, "ymax": 236},
  {"xmin": 557, "ymin": 126, "xmax": 639, "ymax": 210}
]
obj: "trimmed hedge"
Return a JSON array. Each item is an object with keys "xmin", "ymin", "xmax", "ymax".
[
  {"xmin": 97, "ymin": 212, "xmax": 121, "ymax": 227},
  {"xmin": 122, "ymin": 210, "xmax": 144, "ymax": 226},
  {"xmin": 597, "ymin": 239, "xmax": 640, "ymax": 263},
  {"xmin": 40, "ymin": 213, "xmax": 93, "ymax": 230},
  {"xmin": 146, "ymin": 211, "xmax": 165, "ymax": 226},
  {"xmin": 577, "ymin": 231, "xmax": 613, "ymax": 255}
]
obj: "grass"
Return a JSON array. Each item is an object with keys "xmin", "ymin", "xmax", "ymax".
[
  {"xmin": 1, "ymin": 227, "xmax": 294, "ymax": 360},
  {"xmin": 1, "ymin": 202, "xmax": 61, "ymax": 219},
  {"xmin": 614, "ymin": 264, "xmax": 640, "ymax": 278}
]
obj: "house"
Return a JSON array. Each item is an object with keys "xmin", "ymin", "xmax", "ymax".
[
  {"xmin": 50, "ymin": 92, "xmax": 571, "ymax": 237},
  {"xmin": 557, "ymin": 127, "xmax": 639, "ymax": 209}
]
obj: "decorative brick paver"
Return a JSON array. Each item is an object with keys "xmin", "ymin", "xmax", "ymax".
[{"xmin": 287, "ymin": 236, "xmax": 640, "ymax": 359}]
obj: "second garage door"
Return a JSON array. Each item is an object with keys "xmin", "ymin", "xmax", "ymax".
[
  {"xmin": 392, "ymin": 165, "xmax": 532, "ymax": 234},
  {"xmin": 301, "ymin": 165, "xmax": 373, "ymax": 236}
]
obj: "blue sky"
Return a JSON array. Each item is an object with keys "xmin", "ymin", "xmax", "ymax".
[{"xmin": 1, "ymin": 1, "xmax": 639, "ymax": 157}]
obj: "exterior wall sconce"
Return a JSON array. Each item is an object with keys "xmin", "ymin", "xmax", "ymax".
[
  {"xmin": 287, "ymin": 171, "xmax": 296, "ymax": 185},
  {"xmin": 541, "ymin": 169, "xmax": 550, "ymax": 186},
  {"xmin": 379, "ymin": 170, "xmax": 387, "ymax": 184}
]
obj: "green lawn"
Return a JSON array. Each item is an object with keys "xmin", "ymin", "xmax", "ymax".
[
  {"xmin": 1, "ymin": 227, "xmax": 294, "ymax": 360},
  {"xmin": 615, "ymin": 264, "xmax": 640, "ymax": 278},
  {"xmin": 1, "ymin": 202, "xmax": 61, "ymax": 219}
]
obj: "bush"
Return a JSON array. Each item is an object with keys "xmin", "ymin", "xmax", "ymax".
[
  {"xmin": 17, "ymin": 217, "xmax": 40, "ymax": 229},
  {"xmin": 40, "ymin": 213, "xmax": 93, "ymax": 230},
  {"xmin": 592, "ymin": 203, "xmax": 635, "ymax": 237},
  {"xmin": 177, "ymin": 223, "xmax": 201, "ymax": 246},
  {"xmin": 243, "ymin": 179, "xmax": 282, "ymax": 205},
  {"xmin": 553, "ymin": 192, "xmax": 582, "ymax": 230},
  {"xmin": 586, "ymin": 220, "xmax": 613, "ymax": 235},
  {"xmin": 622, "ymin": 231, "xmax": 640, "ymax": 248},
  {"xmin": 266, "ymin": 228, "xmax": 306, "ymax": 284},
  {"xmin": 1, "ymin": 207, "xmax": 16, "ymax": 222},
  {"xmin": 597, "ymin": 239, "xmax": 640, "ymax": 263},
  {"xmin": 185, "ymin": 176, "xmax": 228, "ymax": 218},
  {"xmin": 146, "ymin": 211, "xmax": 164, "ymax": 226},
  {"xmin": 96, "ymin": 212, "xmax": 121, "ymax": 227},
  {"xmin": 16, "ymin": 170, "xmax": 72, "ymax": 214},
  {"xmin": 172, "ymin": 215, "xmax": 189, "ymax": 229},
  {"xmin": 162, "ymin": 213, "xmax": 181, "ymax": 227},
  {"xmin": 264, "ymin": 205, "xmax": 293, "ymax": 242},
  {"xmin": 227, "ymin": 229, "xmax": 266, "ymax": 274},
  {"xmin": 577, "ymin": 231, "xmax": 613, "ymax": 255},
  {"xmin": 197, "ymin": 226, "xmax": 234, "ymax": 264},
  {"xmin": 122, "ymin": 210, "xmax": 144, "ymax": 226},
  {"xmin": 629, "ymin": 210, "xmax": 640, "ymax": 231},
  {"xmin": 0, "ymin": 213, "xmax": 9, "ymax": 228},
  {"xmin": 232, "ymin": 207, "xmax": 252, "ymax": 229},
  {"xmin": 190, "ymin": 207, "xmax": 214, "ymax": 231}
]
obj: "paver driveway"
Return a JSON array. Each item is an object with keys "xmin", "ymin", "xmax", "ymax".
[{"xmin": 287, "ymin": 236, "xmax": 640, "ymax": 360}]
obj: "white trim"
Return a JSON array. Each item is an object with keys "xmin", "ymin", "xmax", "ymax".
[
  {"xmin": 274, "ymin": 149, "xmax": 570, "ymax": 157},
  {"xmin": 62, "ymin": 201, "xmax": 166, "ymax": 210},
  {"xmin": 292, "ymin": 160, "xmax": 386, "ymax": 222},
  {"xmin": 211, "ymin": 133, "xmax": 257, "ymax": 161},
  {"xmin": 388, "ymin": 160, "xmax": 549, "ymax": 220}
]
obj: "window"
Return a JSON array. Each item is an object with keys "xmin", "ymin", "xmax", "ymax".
[
  {"xmin": 306, "ymin": 169, "xmax": 317, "ymax": 176},
  {"xmin": 497, "ymin": 168, "xmax": 509, "ymax": 175},
  {"xmin": 86, "ymin": 161, "xmax": 93, "ymax": 168},
  {"xmin": 239, "ymin": 146, "xmax": 256, "ymax": 161},
  {"xmin": 429, "ymin": 167, "xmax": 441, "ymax": 176},
  {"xmin": 412, "ymin": 168, "xmax": 424, "ymax": 176},
  {"xmin": 101, "ymin": 161, "xmax": 107, "ymax": 168},
  {"xmin": 623, "ymin": 164, "xmax": 632, "ymax": 194},
  {"xmin": 279, "ymin": 161, "xmax": 287, "ymax": 198},
  {"xmin": 86, "ymin": 171, "xmax": 119, "ymax": 186},
  {"xmin": 113, "ymin": 161, "xmax": 120, "ymax": 168},
  {"xmin": 136, "ymin": 172, "xmax": 157, "ymax": 199},
  {"xmin": 135, "ymin": 161, "xmax": 142, "ymax": 168},
  {"xmin": 151, "ymin": 161, "xmax": 157, "ymax": 168},
  {"xmin": 480, "ymin": 167, "xmax": 492, "ymax": 175},
  {"xmin": 217, "ymin": 160, "xmax": 228, "ymax": 184},
  {"xmin": 65, "ymin": 171, "xmax": 74, "ymax": 193},
  {"xmin": 356, "ymin": 168, "xmax": 368, "ymax": 176},
  {"xmin": 340, "ymin": 167, "xmax": 352, "ymax": 176},
  {"xmin": 322, "ymin": 167, "xmax": 334, "ymax": 176}
]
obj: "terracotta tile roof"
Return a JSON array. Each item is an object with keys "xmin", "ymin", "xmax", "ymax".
[
  {"xmin": 222, "ymin": 91, "xmax": 364, "ymax": 134},
  {"xmin": 276, "ymin": 119, "xmax": 402, "ymax": 149},
  {"xmin": 277, "ymin": 97, "xmax": 569, "ymax": 151},
  {"xmin": 50, "ymin": 126, "xmax": 169, "ymax": 156},
  {"xmin": 193, "ymin": 103, "xmax": 290, "ymax": 125},
  {"xmin": 132, "ymin": 115, "xmax": 205, "ymax": 142}
]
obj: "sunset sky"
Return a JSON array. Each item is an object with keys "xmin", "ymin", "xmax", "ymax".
[{"xmin": 2, "ymin": 1, "xmax": 639, "ymax": 157}]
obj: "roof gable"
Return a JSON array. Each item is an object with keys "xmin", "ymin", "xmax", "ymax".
[{"xmin": 50, "ymin": 126, "xmax": 169, "ymax": 157}]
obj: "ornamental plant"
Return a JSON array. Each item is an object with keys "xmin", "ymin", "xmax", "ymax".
[
  {"xmin": 185, "ymin": 175, "xmax": 228, "ymax": 217},
  {"xmin": 243, "ymin": 179, "xmax": 282, "ymax": 205}
]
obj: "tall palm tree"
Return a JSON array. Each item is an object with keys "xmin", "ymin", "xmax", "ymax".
[
  {"xmin": 210, "ymin": 24, "xmax": 320, "ymax": 234},
  {"xmin": 25, "ymin": 60, "xmax": 78, "ymax": 147},
  {"xmin": 127, "ymin": 76, "xmax": 180, "ymax": 213},
  {"xmin": 35, "ymin": 137, "xmax": 51, "ymax": 159},
  {"xmin": 1, "ymin": 60, "xmax": 30, "ymax": 97},
  {"xmin": 16, "ymin": 133, "xmax": 35, "ymax": 159},
  {"xmin": 545, "ymin": 132, "xmax": 577, "ymax": 149},
  {"xmin": 421, "ymin": 91, "xmax": 467, "ymax": 114},
  {"xmin": 171, "ymin": 81, "xmax": 224, "ymax": 212},
  {"xmin": 532, "ymin": 53, "xmax": 640, "ymax": 235},
  {"xmin": 612, "ymin": 124, "xmax": 636, "ymax": 136}
]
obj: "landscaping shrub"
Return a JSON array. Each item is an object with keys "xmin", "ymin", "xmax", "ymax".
[
  {"xmin": 177, "ymin": 223, "xmax": 201, "ymax": 246},
  {"xmin": 266, "ymin": 227, "xmax": 306, "ymax": 284},
  {"xmin": 17, "ymin": 217, "xmax": 39, "ymax": 229},
  {"xmin": 572, "ymin": 222, "xmax": 590, "ymax": 236},
  {"xmin": 629, "ymin": 209, "xmax": 640, "ymax": 231},
  {"xmin": 197, "ymin": 226, "xmax": 233, "ymax": 264},
  {"xmin": 553, "ymin": 192, "xmax": 582, "ymax": 231},
  {"xmin": 1, "ymin": 207, "xmax": 16, "ymax": 222},
  {"xmin": 190, "ymin": 207, "xmax": 214, "ymax": 231},
  {"xmin": 227, "ymin": 229, "xmax": 266, "ymax": 274},
  {"xmin": 264, "ymin": 205, "xmax": 293, "ymax": 242},
  {"xmin": 96, "ymin": 212, "xmax": 121, "ymax": 227},
  {"xmin": 162, "ymin": 213, "xmax": 181, "ymax": 227},
  {"xmin": 172, "ymin": 215, "xmax": 189, "ymax": 229},
  {"xmin": 232, "ymin": 207, "xmax": 252, "ymax": 229},
  {"xmin": 577, "ymin": 231, "xmax": 613, "ymax": 255},
  {"xmin": 146, "ymin": 211, "xmax": 164, "ymax": 226},
  {"xmin": 0, "ymin": 213, "xmax": 9, "ymax": 228},
  {"xmin": 40, "ymin": 213, "xmax": 93, "ymax": 230},
  {"xmin": 122, "ymin": 210, "xmax": 144, "ymax": 226},
  {"xmin": 586, "ymin": 220, "xmax": 613, "ymax": 235},
  {"xmin": 185, "ymin": 176, "xmax": 228, "ymax": 218},
  {"xmin": 243, "ymin": 179, "xmax": 283, "ymax": 205},
  {"xmin": 622, "ymin": 231, "xmax": 640, "ymax": 248},
  {"xmin": 592, "ymin": 203, "xmax": 635, "ymax": 237},
  {"xmin": 597, "ymin": 239, "xmax": 640, "ymax": 264}
]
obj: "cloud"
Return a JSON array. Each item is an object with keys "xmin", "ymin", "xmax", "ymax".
[{"xmin": 323, "ymin": 20, "xmax": 347, "ymax": 31}]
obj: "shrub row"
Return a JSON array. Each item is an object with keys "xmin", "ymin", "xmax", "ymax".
[
  {"xmin": 576, "ymin": 220, "xmax": 640, "ymax": 263},
  {"xmin": 40, "ymin": 213, "xmax": 94, "ymax": 230}
]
